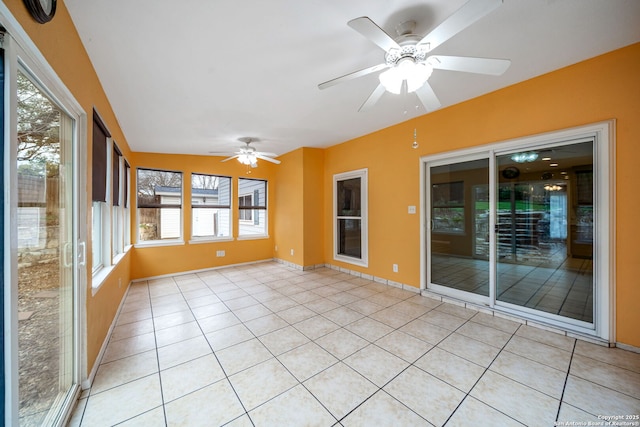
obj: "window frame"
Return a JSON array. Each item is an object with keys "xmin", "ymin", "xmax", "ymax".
[
  {"xmin": 136, "ymin": 167, "xmax": 184, "ymax": 246},
  {"xmin": 431, "ymin": 180, "xmax": 466, "ymax": 235},
  {"xmin": 91, "ymin": 110, "xmax": 110, "ymax": 274},
  {"xmin": 190, "ymin": 172, "xmax": 232, "ymax": 242},
  {"xmin": 91, "ymin": 121, "xmax": 131, "ymax": 288},
  {"xmin": 333, "ymin": 168, "xmax": 368, "ymax": 267},
  {"xmin": 111, "ymin": 143, "xmax": 130, "ymax": 261},
  {"xmin": 237, "ymin": 178, "xmax": 268, "ymax": 239}
]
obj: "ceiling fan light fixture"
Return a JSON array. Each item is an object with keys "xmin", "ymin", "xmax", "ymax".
[
  {"xmin": 379, "ymin": 58, "xmax": 433, "ymax": 94},
  {"xmin": 237, "ymin": 153, "xmax": 257, "ymax": 165},
  {"xmin": 406, "ymin": 62, "xmax": 433, "ymax": 93},
  {"xmin": 379, "ymin": 66, "xmax": 403, "ymax": 94}
]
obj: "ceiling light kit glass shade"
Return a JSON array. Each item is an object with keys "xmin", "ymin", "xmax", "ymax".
[
  {"xmin": 379, "ymin": 59, "xmax": 433, "ymax": 94},
  {"xmin": 238, "ymin": 153, "xmax": 257, "ymax": 165},
  {"xmin": 510, "ymin": 151, "xmax": 539, "ymax": 163}
]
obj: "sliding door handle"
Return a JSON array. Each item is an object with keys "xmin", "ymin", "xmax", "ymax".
[{"xmin": 78, "ymin": 241, "xmax": 86, "ymax": 266}]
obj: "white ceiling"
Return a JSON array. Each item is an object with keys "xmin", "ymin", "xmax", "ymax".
[{"xmin": 64, "ymin": 0, "xmax": 640, "ymax": 157}]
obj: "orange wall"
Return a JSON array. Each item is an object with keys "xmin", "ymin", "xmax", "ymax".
[
  {"xmin": 323, "ymin": 43, "xmax": 640, "ymax": 347},
  {"xmin": 302, "ymin": 148, "xmax": 325, "ymax": 266},
  {"xmin": 129, "ymin": 152, "xmax": 278, "ymax": 279},
  {"xmin": 3, "ymin": 0, "xmax": 135, "ymax": 372},
  {"xmin": 274, "ymin": 149, "xmax": 304, "ymax": 265},
  {"xmin": 273, "ymin": 147, "xmax": 325, "ymax": 267}
]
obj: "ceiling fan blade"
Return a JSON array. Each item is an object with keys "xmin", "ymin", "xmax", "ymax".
[
  {"xmin": 358, "ymin": 84, "xmax": 386, "ymax": 112},
  {"xmin": 255, "ymin": 151, "xmax": 278, "ymax": 157},
  {"xmin": 418, "ymin": 0, "xmax": 503, "ymax": 52},
  {"xmin": 348, "ymin": 17, "xmax": 401, "ymax": 52},
  {"xmin": 415, "ymin": 82, "xmax": 442, "ymax": 111},
  {"xmin": 318, "ymin": 63, "xmax": 389, "ymax": 90},
  {"xmin": 221, "ymin": 155, "xmax": 239, "ymax": 162},
  {"xmin": 428, "ymin": 55, "xmax": 510, "ymax": 75},
  {"xmin": 255, "ymin": 154, "xmax": 281, "ymax": 164}
]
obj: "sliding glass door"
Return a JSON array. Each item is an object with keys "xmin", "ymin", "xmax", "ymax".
[
  {"xmin": 428, "ymin": 157, "xmax": 490, "ymax": 302},
  {"xmin": 1, "ymin": 24, "xmax": 86, "ymax": 425},
  {"xmin": 495, "ymin": 140, "xmax": 594, "ymax": 324},
  {"xmin": 16, "ymin": 70, "xmax": 77, "ymax": 426},
  {"xmin": 424, "ymin": 125, "xmax": 610, "ymax": 337}
]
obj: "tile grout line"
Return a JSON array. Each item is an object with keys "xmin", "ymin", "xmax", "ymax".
[
  {"xmin": 440, "ymin": 321, "xmax": 525, "ymax": 427},
  {"xmin": 180, "ymin": 273, "xmax": 258, "ymax": 426},
  {"xmin": 148, "ymin": 278, "xmax": 170, "ymax": 427},
  {"xmin": 554, "ymin": 338, "xmax": 577, "ymax": 423}
]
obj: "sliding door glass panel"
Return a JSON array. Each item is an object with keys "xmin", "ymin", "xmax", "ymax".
[
  {"xmin": 496, "ymin": 141, "xmax": 594, "ymax": 323},
  {"xmin": 430, "ymin": 158, "xmax": 489, "ymax": 296},
  {"xmin": 17, "ymin": 71, "xmax": 75, "ymax": 425}
]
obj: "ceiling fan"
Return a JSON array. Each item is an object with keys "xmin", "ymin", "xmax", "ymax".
[
  {"xmin": 318, "ymin": 0, "xmax": 511, "ymax": 112},
  {"xmin": 210, "ymin": 137, "xmax": 281, "ymax": 167}
]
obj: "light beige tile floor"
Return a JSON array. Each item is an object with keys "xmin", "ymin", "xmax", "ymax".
[{"xmin": 69, "ymin": 262, "xmax": 640, "ymax": 427}]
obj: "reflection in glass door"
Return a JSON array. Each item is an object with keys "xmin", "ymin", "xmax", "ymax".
[
  {"xmin": 17, "ymin": 70, "xmax": 76, "ymax": 425},
  {"xmin": 429, "ymin": 158, "xmax": 489, "ymax": 297},
  {"xmin": 496, "ymin": 141, "xmax": 594, "ymax": 323}
]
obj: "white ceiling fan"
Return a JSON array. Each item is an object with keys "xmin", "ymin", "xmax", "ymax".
[
  {"xmin": 210, "ymin": 137, "xmax": 281, "ymax": 167},
  {"xmin": 318, "ymin": 0, "xmax": 511, "ymax": 112}
]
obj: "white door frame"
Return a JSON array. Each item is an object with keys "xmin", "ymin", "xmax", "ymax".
[
  {"xmin": 1, "ymin": 4, "xmax": 88, "ymax": 425},
  {"xmin": 420, "ymin": 121, "xmax": 615, "ymax": 342}
]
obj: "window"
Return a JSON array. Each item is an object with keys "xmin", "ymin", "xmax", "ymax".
[
  {"xmin": 91, "ymin": 112, "xmax": 131, "ymax": 277},
  {"xmin": 191, "ymin": 173, "xmax": 231, "ymax": 240},
  {"xmin": 431, "ymin": 180, "xmax": 465, "ymax": 234},
  {"xmin": 112, "ymin": 144, "xmax": 123, "ymax": 258},
  {"xmin": 238, "ymin": 178, "xmax": 267, "ymax": 237},
  {"xmin": 137, "ymin": 168, "xmax": 183, "ymax": 242},
  {"xmin": 334, "ymin": 169, "xmax": 368, "ymax": 266},
  {"xmin": 238, "ymin": 194, "xmax": 252, "ymax": 221},
  {"xmin": 91, "ymin": 111, "xmax": 109, "ymax": 272},
  {"xmin": 124, "ymin": 161, "xmax": 131, "ymax": 246}
]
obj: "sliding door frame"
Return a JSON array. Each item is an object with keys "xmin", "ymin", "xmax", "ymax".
[
  {"xmin": 1, "ymin": 4, "xmax": 88, "ymax": 426},
  {"xmin": 420, "ymin": 121, "xmax": 615, "ymax": 342}
]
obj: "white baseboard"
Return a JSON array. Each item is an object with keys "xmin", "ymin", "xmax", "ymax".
[
  {"xmin": 131, "ymin": 258, "xmax": 275, "ymax": 282},
  {"xmin": 81, "ymin": 281, "xmax": 132, "ymax": 390}
]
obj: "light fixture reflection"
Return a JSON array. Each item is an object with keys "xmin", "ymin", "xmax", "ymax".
[
  {"xmin": 510, "ymin": 152, "xmax": 539, "ymax": 163},
  {"xmin": 544, "ymin": 184, "xmax": 564, "ymax": 191}
]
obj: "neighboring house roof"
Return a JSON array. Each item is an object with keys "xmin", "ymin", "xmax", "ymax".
[{"xmin": 154, "ymin": 185, "xmax": 218, "ymax": 197}]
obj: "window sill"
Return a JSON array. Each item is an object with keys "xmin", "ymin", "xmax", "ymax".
[
  {"xmin": 134, "ymin": 240, "xmax": 185, "ymax": 249},
  {"xmin": 237, "ymin": 234, "xmax": 270, "ymax": 241},
  {"xmin": 189, "ymin": 237, "xmax": 234, "ymax": 244},
  {"xmin": 92, "ymin": 246, "xmax": 131, "ymax": 296},
  {"xmin": 333, "ymin": 254, "xmax": 368, "ymax": 268}
]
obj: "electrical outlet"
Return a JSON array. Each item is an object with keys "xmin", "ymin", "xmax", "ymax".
[
  {"xmin": 275, "ymin": 245, "xmax": 278, "ymax": 251},
  {"xmin": 290, "ymin": 249, "xmax": 294, "ymax": 256},
  {"xmin": 216, "ymin": 250, "xmax": 225, "ymax": 257},
  {"xmin": 392, "ymin": 264, "xmax": 398, "ymax": 273},
  {"xmin": 408, "ymin": 205, "xmax": 416, "ymax": 214}
]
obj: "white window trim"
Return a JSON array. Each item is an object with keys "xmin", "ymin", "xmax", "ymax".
[
  {"xmin": 190, "ymin": 173, "xmax": 233, "ymax": 241},
  {"xmin": 333, "ymin": 168, "xmax": 368, "ymax": 268},
  {"xmin": 91, "ymin": 132, "xmax": 132, "ymax": 291},
  {"xmin": 237, "ymin": 178, "xmax": 268, "ymax": 239},
  {"xmin": 135, "ymin": 168, "xmax": 184, "ymax": 246}
]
